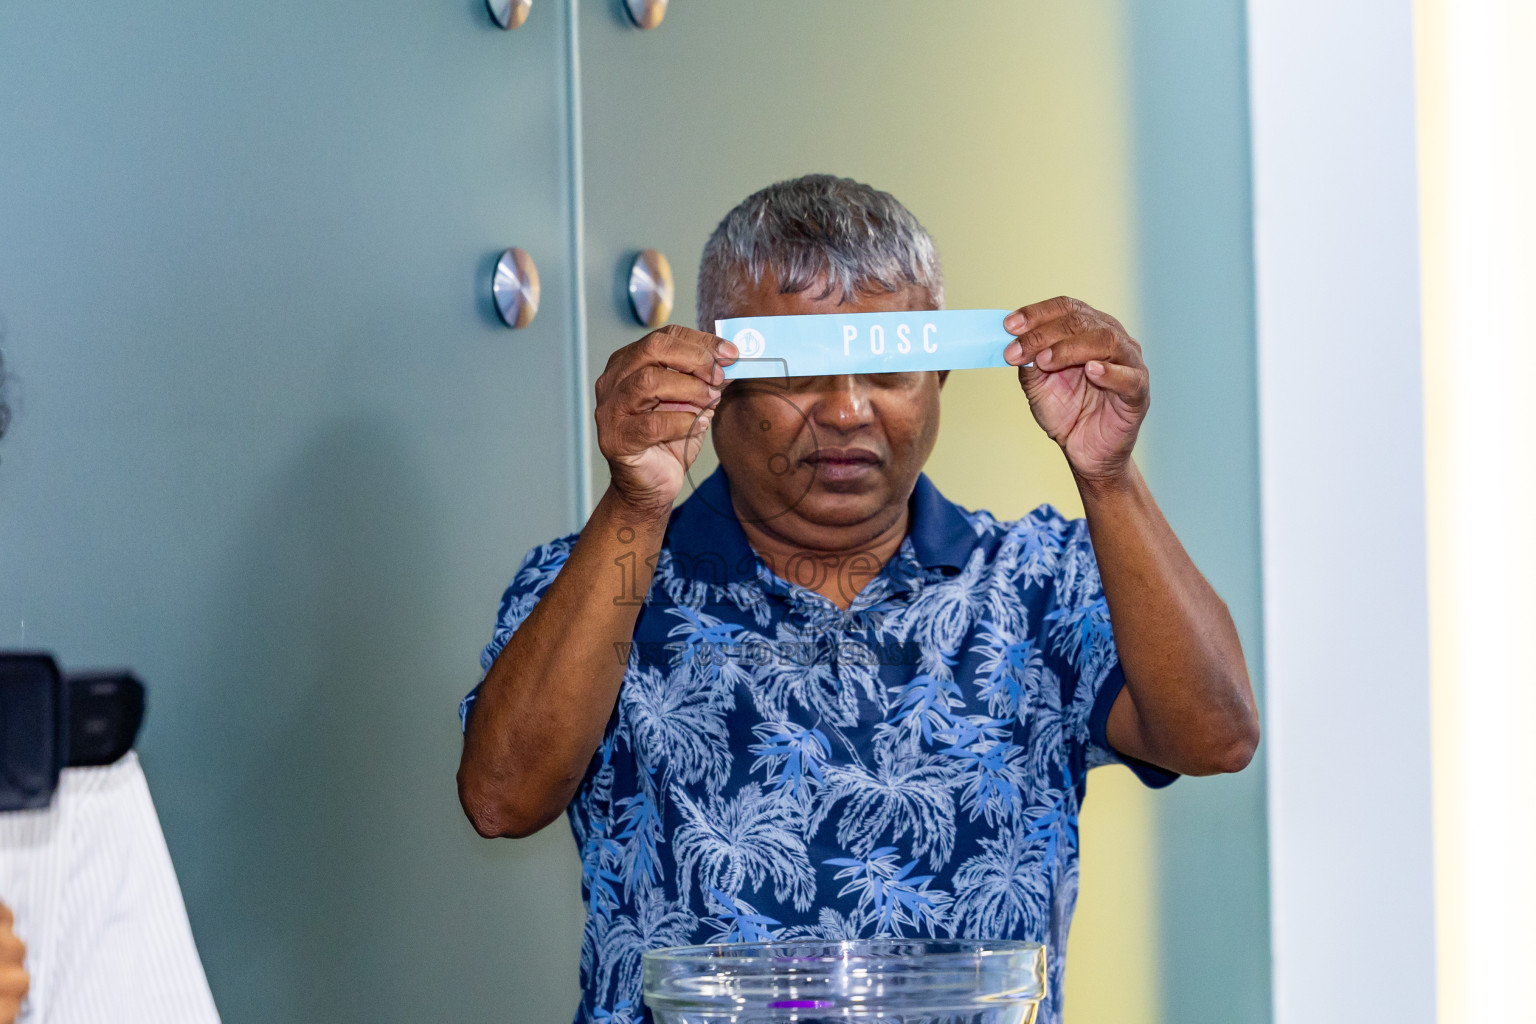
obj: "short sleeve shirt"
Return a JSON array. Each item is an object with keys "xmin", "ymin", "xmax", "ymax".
[{"xmin": 460, "ymin": 466, "xmax": 1175, "ymax": 1024}]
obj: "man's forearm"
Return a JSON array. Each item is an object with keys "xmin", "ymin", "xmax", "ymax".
[
  {"xmin": 457, "ymin": 487, "xmax": 667, "ymax": 837},
  {"xmin": 1075, "ymin": 462, "xmax": 1259, "ymax": 775}
]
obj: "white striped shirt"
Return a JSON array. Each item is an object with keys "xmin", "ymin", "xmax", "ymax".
[{"xmin": 0, "ymin": 753, "xmax": 220, "ymax": 1023}]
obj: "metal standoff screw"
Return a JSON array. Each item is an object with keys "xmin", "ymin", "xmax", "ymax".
[{"xmin": 492, "ymin": 248, "xmax": 540, "ymax": 329}]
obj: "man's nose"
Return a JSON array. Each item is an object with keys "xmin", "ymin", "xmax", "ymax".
[{"xmin": 809, "ymin": 375, "xmax": 875, "ymax": 433}]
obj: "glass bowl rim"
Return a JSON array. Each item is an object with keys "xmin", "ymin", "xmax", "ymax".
[{"xmin": 643, "ymin": 937, "xmax": 1046, "ymax": 966}]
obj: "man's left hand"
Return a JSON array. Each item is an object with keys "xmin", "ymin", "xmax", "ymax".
[{"xmin": 1003, "ymin": 296, "xmax": 1148, "ymax": 482}]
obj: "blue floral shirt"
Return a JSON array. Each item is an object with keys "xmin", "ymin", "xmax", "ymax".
[{"xmin": 461, "ymin": 466, "xmax": 1175, "ymax": 1024}]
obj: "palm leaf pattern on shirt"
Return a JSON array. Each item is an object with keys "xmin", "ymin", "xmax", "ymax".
[
  {"xmin": 749, "ymin": 721, "xmax": 833, "ymax": 809},
  {"xmin": 673, "ymin": 783, "xmax": 815, "ymax": 912},
  {"xmin": 614, "ymin": 772, "xmax": 664, "ymax": 898},
  {"xmin": 746, "ymin": 619, "xmax": 858, "ymax": 727},
  {"xmin": 1004, "ymin": 512, "xmax": 1067, "ymax": 590},
  {"xmin": 665, "ymin": 605, "xmax": 743, "ymax": 652},
  {"xmin": 823, "ymin": 846, "xmax": 953, "ymax": 937},
  {"xmin": 831, "ymin": 634, "xmax": 888, "ymax": 716},
  {"xmin": 900, "ymin": 548, "xmax": 994, "ymax": 652},
  {"xmin": 780, "ymin": 906, "xmax": 867, "ymax": 941},
  {"xmin": 938, "ymin": 715, "xmax": 1029, "ymax": 827},
  {"xmin": 889, "ymin": 648, "xmax": 964, "ymax": 745},
  {"xmin": 1044, "ymin": 597, "xmax": 1114, "ymax": 677},
  {"xmin": 620, "ymin": 664, "xmax": 732, "ymax": 790},
  {"xmin": 580, "ymin": 831, "xmax": 625, "ymax": 924},
  {"xmin": 1021, "ymin": 777, "xmax": 1080, "ymax": 872},
  {"xmin": 1052, "ymin": 528, "xmax": 1102, "ymax": 607},
  {"xmin": 815, "ymin": 730, "xmax": 960, "ymax": 870},
  {"xmin": 950, "ymin": 818, "xmax": 1052, "ymax": 938},
  {"xmin": 591, "ymin": 1001, "xmax": 636, "ymax": 1024},
  {"xmin": 703, "ymin": 889, "xmax": 782, "ymax": 943},
  {"xmin": 663, "ymin": 606, "xmax": 749, "ymax": 705},
  {"xmin": 1021, "ymin": 668, "xmax": 1069, "ymax": 782},
  {"xmin": 599, "ymin": 885, "xmax": 698, "ymax": 1012},
  {"xmin": 514, "ymin": 537, "xmax": 575, "ymax": 591},
  {"xmin": 854, "ymin": 588, "xmax": 913, "ymax": 646},
  {"xmin": 973, "ymin": 620, "xmax": 1047, "ymax": 722},
  {"xmin": 723, "ymin": 579, "xmax": 775, "ymax": 628}
]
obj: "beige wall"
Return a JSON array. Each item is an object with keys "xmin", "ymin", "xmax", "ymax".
[
  {"xmin": 915, "ymin": 9, "xmax": 1159, "ymax": 1020},
  {"xmin": 1416, "ymin": 2, "xmax": 1536, "ymax": 1019}
]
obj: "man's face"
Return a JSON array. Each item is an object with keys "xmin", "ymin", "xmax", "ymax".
[{"xmin": 711, "ymin": 270, "xmax": 945, "ymax": 548}]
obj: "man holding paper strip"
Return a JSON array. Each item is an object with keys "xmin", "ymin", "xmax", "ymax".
[{"xmin": 457, "ymin": 175, "xmax": 1258, "ymax": 1024}]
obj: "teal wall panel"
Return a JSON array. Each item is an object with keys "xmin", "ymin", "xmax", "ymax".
[
  {"xmin": 0, "ymin": 2, "xmax": 583, "ymax": 1021},
  {"xmin": 1128, "ymin": 3, "xmax": 1272, "ymax": 1022}
]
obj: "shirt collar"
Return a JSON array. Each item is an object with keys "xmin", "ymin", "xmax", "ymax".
[
  {"xmin": 664, "ymin": 465, "xmax": 977, "ymax": 584},
  {"xmin": 907, "ymin": 470, "xmax": 979, "ymax": 574},
  {"xmin": 663, "ymin": 466, "xmax": 761, "ymax": 584}
]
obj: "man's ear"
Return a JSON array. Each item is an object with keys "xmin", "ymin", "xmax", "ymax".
[{"xmin": 938, "ymin": 370, "xmax": 949, "ymax": 388}]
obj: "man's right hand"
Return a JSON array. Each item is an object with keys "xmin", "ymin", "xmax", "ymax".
[
  {"xmin": 594, "ymin": 325, "xmax": 735, "ymax": 519},
  {"xmin": 0, "ymin": 902, "xmax": 28, "ymax": 1024}
]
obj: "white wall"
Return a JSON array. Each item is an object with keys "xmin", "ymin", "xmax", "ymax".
[{"xmin": 1247, "ymin": 2, "xmax": 1437, "ymax": 1021}]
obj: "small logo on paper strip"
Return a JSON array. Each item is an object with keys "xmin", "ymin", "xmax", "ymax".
[{"xmin": 733, "ymin": 327, "xmax": 766, "ymax": 358}]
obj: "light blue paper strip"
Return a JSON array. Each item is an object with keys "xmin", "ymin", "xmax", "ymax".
[{"xmin": 715, "ymin": 309, "xmax": 1016, "ymax": 380}]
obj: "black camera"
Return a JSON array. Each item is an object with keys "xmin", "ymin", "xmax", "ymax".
[{"xmin": 0, "ymin": 652, "xmax": 145, "ymax": 812}]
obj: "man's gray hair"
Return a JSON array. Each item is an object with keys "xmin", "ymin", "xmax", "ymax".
[{"xmin": 697, "ymin": 174, "xmax": 944, "ymax": 330}]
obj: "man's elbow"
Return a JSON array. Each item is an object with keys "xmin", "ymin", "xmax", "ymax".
[
  {"xmin": 1192, "ymin": 658, "xmax": 1262, "ymax": 775},
  {"xmin": 1210, "ymin": 729, "xmax": 1259, "ymax": 775},
  {"xmin": 456, "ymin": 768, "xmax": 555, "ymax": 840},
  {"xmin": 1193, "ymin": 712, "xmax": 1260, "ymax": 776}
]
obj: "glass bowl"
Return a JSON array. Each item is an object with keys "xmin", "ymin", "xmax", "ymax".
[{"xmin": 642, "ymin": 938, "xmax": 1047, "ymax": 1024}]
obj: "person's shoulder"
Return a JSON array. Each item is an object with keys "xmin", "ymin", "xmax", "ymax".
[
  {"xmin": 1013, "ymin": 502, "xmax": 1080, "ymax": 532},
  {"xmin": 956, "ymin": 501, "xmax": 1085, "ymax": 546},
  {"xmin": 482, "ymin": 530, "xmax": 582, "ymax": 673},
  {"xmin": 956, "ymin": 502, "xmax": 1097, "ymax": 596},
  {"xmin": 511, "ymin": 530, "xmax": 580, "ymax": 583},
  {"xmin": 522, "ymin": 529, "xmax": 581, "ymax": 563},
  {"xmin": 916, "ymin": 487, "xmax": 1087, "ymax": 577}
]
